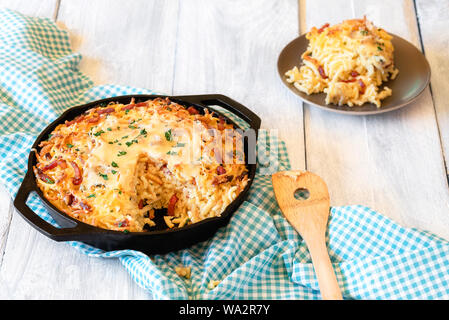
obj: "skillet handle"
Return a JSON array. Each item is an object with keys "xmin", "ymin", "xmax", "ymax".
[
  {"xmin": 13, "ymin": 171, "xmax": 92, "ymax": 241},
  {"xmin": 173, "ymin": 94, "xmax": 262, "ymax": 131}
]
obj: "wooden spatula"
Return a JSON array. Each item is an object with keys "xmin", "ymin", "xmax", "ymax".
[{"xmin": 271, "ymin": 170, "xmax": 342, "ymax": 300}]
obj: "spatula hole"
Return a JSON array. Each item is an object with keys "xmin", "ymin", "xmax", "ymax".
[{"xmin": 294, "ymin": 188, "xmax": 310, "ymax": 200}]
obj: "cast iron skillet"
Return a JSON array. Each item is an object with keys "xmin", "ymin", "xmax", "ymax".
[{"xmin": 13, "ymin": 94, "xmax": 261, "ymax": 254}]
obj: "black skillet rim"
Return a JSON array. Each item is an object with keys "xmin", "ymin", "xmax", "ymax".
[{"xmin": 14, "ymin": 94, "xmax": 260, "ymax": 245}]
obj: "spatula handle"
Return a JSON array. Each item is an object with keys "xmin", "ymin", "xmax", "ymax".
[{"xmin": 305, "ymin": 235, "xmax": 343, "ymax": 300}]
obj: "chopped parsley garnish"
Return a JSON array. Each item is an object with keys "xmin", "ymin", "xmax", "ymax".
[
  {"xmin": 377, "ymin": 46, "xmax": 383, "ymax": 51},
  {"xmin": 140, "ymin": 129, "xmax": 147, "ymax": 136},
  {"xmin": 174, "ymin": 142, "xmax": 186, "ymax": 148},
  {"xmin": 66, "ymin": 143, "xmax": 74, "ymax": 148},
  {"xmin": 75, "ymin": 148, "xmax": 80, "ymax": 151},
  {"xmin": 121, "ymin": 135, "xmax": 129, "ymax": 140},
  {"xmin": 45, "ymin": 178, "xmax": 54, "ymax": 184},
  {"xmin": 360, "ymin": 30, "xmax": 368, "ymax": 36},
  {"xmin": 125, "ymin": 139, "xmax": 139, "ymax": 147},
  {"xmin": 166, "ymin": 150, "xmax": 178, "ymax": 156},
  {"xmin": 111, "ymin": 161, "xmax": 118, "ymax": 167},
  {"xmin": 87, "ymin": 194, "xmax": 96, "ymax": 198},
  {"xmin": 165, "ymin": 129, "xmax": 173, "ymax": 141},
  {"xmin": 117, "ymin": 151, "xmax": 127, "ymax": 157},
  {"xmin": 111, "ymin": 170, "xmax": 117, "ymax": 175},
  {"xmin": 128, "ymin": 125, "xmax": 137, "ymax": 129},
  {"xmin": 99, "ymin": 173, "xmax": 108, "ymax": 180},
  {"xmin": 125, "ymin": 109, "xmax": 130, "ymax": 114},
  {"xmin": 107, "ymin": 127, "xmax": 112, "ymax": 131},
  {"xmin": 94, "ymin": 130, "xmax": 105, "ymax": 136}
]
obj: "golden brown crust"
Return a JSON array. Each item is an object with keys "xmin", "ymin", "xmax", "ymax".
[{"xmin": 34, "ymin": 98, "xmax": 248, "ymax": 232}]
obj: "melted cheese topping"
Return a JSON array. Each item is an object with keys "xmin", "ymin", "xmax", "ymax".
[
  {"xmin": 34, "ymin": 98, "xmax": 248, "ymax": 232},
  {"xmin": 285, "ymin": 17, "xmax": 399, "ymax": 107}
]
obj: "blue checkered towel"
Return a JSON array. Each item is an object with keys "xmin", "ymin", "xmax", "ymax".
[{"xmin": 1, "ymin": 9, "xmax": 449, "ymax": 300}]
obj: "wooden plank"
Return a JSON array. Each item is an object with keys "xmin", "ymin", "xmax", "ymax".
[
  {"xmin": 0, "ymin": 0, "xmax": 58, "ymax": 19},
  {"xmin": 0, "ymin": 0, "xmax": 181, "ymax": 299},
  {"xmin": 0, "ymin": 0, "xmax": 58, "ymax": 296},
  {"xmin": 172, "ymin": 0, "xmax": 305, "ymax": 169},
  {"xmin": 0, "ymin": 185, "xmax": 12, "ymax": 267},
  {"xmin": 299, "ymin": 0, "xmax": 449, "ymax": 240},
  {"xmin": 57, "ymin": 0, "xmax": 179, "ymax": 93},
  {"xmin": 415, "ymin": 0, "xmax": 449, "ymax": 175}
]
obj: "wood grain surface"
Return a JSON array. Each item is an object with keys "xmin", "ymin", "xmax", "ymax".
[{"xmin": 0, "ymin": 0, "xmax": 448, "ymax": 299}]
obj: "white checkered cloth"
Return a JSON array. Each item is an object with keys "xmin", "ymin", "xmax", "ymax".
[{"xmin": 1, "ymin": 8, "xmax": 449, "ymax": 300}]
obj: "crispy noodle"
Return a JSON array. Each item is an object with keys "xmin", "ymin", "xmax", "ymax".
[
  {"xmin": 34, "ymin": 98, "xmax": 248, "ymax": 232},
  {"xmin": 285, "ymin": 18, "xmax": 399, "ymax": 107}
]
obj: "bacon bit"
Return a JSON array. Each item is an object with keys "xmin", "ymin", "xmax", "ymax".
[
  {"xmin": 216, "ymin": 166, "xmax": 226, "ymax": 175},
  {"xmin": 351, "ymin": 71, "xmax": 359, "ymax": 77},
  {"xmin": 87, "ymin": 116, "xmax": 100, "ymax": 124},
  {"xmin": 340, "ymin": 79, "xmax": 357, "ymax": 83},
  {"xmin": 327, "ymin": 28, "xmax": 339, "ymax": 36},
  {"xmin": 42, "ymin": 159, "xmax": 67, "ymax": 171},
  {"xmin": 318, "ymin": 66, "xmax": 328, "ymax": 79},
  {"xmin": 167, "ymin": 194, "xmax": 178, "ymax": 216},
  {"xmin": 116, "ymin": 219, "xmax": 129, "ymax": 228},
  {"xmin": 135, "ymin": 102, "xmax": 148, "ymax": 108},
  {"xmin": 212, "ymin": 175, "xmax": 233, "ymax": 186},
  {"xmin": 70, "ymin": 161, "xmax": 83, "ymax": 185},
  {"xmin": 187, "ymin": 106, "xmax": 200, "ymax": 115},
  {"xmin": 64, "ymin": 193, "xmax": 74, "ymax": 206},
  {"xmin": 36, "ymin": 168, "xmax": 54, "ymax": 184},
  {"xmin": 97, "ymin": 107, "xmax": 115, "ymax": 114},
  {"xmin": 217, "ymin": 117, "xmax": 226, "ymax": 131},
  {"xmin": 121, "ymin": 104, "xmax": 135, "ymax": 111},
  {"xmin": 358, "ymin": 79, "xmax": 366, "ymax": 94},
  {"xmin": 317, "ymin": 23, "xmax": 330, "ymax": 33},
  {"xmin": 161, "ymin": 164, "xmax": 171, "ymax": 175},
  {"xmin": 138, "ymin": 199, "xmax": 144, "ymax": 209},
  {"xmin": 44, "ymin": 152, "xmax": 52, "ymax": 160},
  {"xmin": 42, "ymin": 161, "xmax": 58, "ymax": 171},
  {"xmin": 65, "ymin": 115, "xmax": 85, "ymax": 126}
]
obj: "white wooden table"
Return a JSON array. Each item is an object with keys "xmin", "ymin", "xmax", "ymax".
[{"xmin": 0, "ymin": 0, "xmax": 448, "ymax": 299}]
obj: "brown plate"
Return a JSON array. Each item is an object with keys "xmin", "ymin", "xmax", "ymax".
[{"xmin": 277, "ymin": 33, "xmax": 431, "ymax": 115}]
